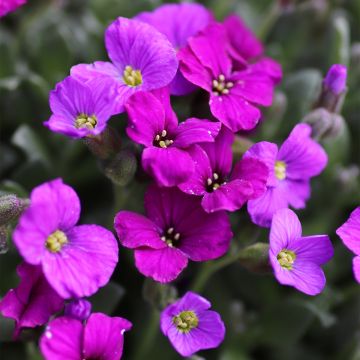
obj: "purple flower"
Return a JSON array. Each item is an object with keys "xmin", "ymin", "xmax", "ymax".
[
  {"xmin": 179, "ymin": 127, "xmax": 268, "ymax": 213},
  {"xmin": 269, "ymin": 209, "xmax": 333, "ymax": 295},
  {"xmin": 71, "ymin": 17, "xmax": 178, "ymax": 113},
  {"xmin": 160, "ymin": 291, "xmax": 225, "ymax": 357},
  {"xmin": 13, "ymin": 179, "xmax": 118, "ymax": 299},
  {"xmin": 336, "ymin": 207, "xmax": 360, "ymax": 282},
  {"xmin": 223, "ymin": 14, "xmax": 282, "ymax": 84},
  {"xmin": 44, "ymin": 76, "xmax": 116, "ymax": 139},
  {"xmin": 0, "ymin": 0, "xmax": 26, "ymax": 17},
  {"xmin": 40, "ymin": 313, "xmax": 132, "ymax": 360},
  {"xmin": 245, "ymin": 123, "xmax": 328, "ymax": 227},
  {"xmin": 64, "ymin": 299, "xmax": 92, "ymax": 322},
  {"xmin": 178, "ymin": 23, "xmax": 275, "ymax": 132},
  {"xmin": 125, "ymin": 88, "xmax": 221, "ymax": 187},
  {"xmin": 323, "ymin": 64, "xmax": 347, "ymax": 95},
  {"xmin": 0, "ymin": 263, "xmax": 63, "ymax": 337},
  {"xmin": 135, "ymin": 3, "xmax": 213, "ymax": 95},
  {"xmin": 114, "ymin": 185, "xmax": 232, "ymax": 283}
]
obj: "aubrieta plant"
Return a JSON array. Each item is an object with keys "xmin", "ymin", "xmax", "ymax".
[{"xmin": 2, "ymin": 1, "xmax": 357, "ymax": 359}]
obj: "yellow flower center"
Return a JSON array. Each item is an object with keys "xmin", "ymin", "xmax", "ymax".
[
  {"xmin": 277, "ymin": 249, "xmax": 296, "ymax": 270},
  {"xmin": 274, "ymin": 160, "xmax": 286, "ymax": 180},
  {"xmin": 75, "ymin": 114, "xmax": 97, "ymax": 129},
  {"xmin": 173, "ymin": 310, "xmax": 199, "ymax": 333},
  {"xmin": 46, "ymin": 230, "xmax": 68, "ymax": 253},
  {"xmin": 123, "ymin": 65, "xmax": 142, "ymax": 87},
  {"xmin": 212, "ymin": 74, "xmax": 234, "ymax": 96}
]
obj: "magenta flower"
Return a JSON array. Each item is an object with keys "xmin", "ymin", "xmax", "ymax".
[
  {"xmin": 336, "ymin": 207, "xmax": 360, "ymax": 282},
  {"xmin": 245, "ymin": 123, "xmax": 328, "ymax": 227},
  {"xmin": 13, "ymin": 179, "xmax": 118, "ymax": 299},
  {"xmin": 324, "ymin": 64, "xmax": 347, "ymax": 95},
  {"xmin": 71, "ymin": 17, "xmax": 178, "ymax": 113},
  {"xmin": 40, "ymin": 313, "xmax": 132, "ymax": 360},
  {"xmin": 160, "ymin": 291, "xmax": 225, "ymax": 357},
  {"xmin": 64, "ymin": 299, "xmax": 92, "ymax": 321},
  {"xmin": 179, "ymin": 127, "xmax": 268, "ymax": 213},
  {"xmin": 125, "ymin": 88, "xmax": 221, "ymax": 187},
  {"xmin": 135, "ymin": 3, "xmax": 212, "ymax": 95},
  {"xmin": 0, "ymin": 263, "xmax": 63, "ymax": 337},
  {"xmin": 0, "ymin": 0, "xmax": 26, "ymax": 17},
  {"xmin": 178, "ymin": 23, "xmax": 274, "ymax": 132},
  {"xmin": 223, "ymin": 14, "xmax": 282, "ymax": 84},
  {"xmin": 114, "ymin": 185, "xmax": 232, "ymax": 283},
  {"xmin": 269, "ymin": 209, "xmax": 333, "ymax": 295},
  {"xmin": 44, "ymin": 76, "xmax": 116, "ymax": 138}
]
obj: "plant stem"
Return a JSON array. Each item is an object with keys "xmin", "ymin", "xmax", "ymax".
[{"xmin": 257, "ymin": 1, "xmax": 281, "ymax": 41}]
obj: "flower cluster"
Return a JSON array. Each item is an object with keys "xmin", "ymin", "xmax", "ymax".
[{"xmin": 2, "ymin": 2, "xmax": 349, "ymax": 359}]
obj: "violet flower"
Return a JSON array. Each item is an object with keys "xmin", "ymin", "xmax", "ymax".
[
  {"xmin": 336, "ymin": 207, "xmax": 360, "ymax": 282},
  {"xmin": 135, "ymin": 3, "xmax": 213, "ymax": 95},
  {"xmin": 0, "ymin": 0, "xmax": 26, "ymax": 17},
  {"xmin": 245, "ymin": 123, "xmax": 328, "ymax": 227},
  {"xmin": 324, "ymin": 64, "xmax": 347, "ymax": 95},
  {"xmin": 0, "ymin": 263, "xmax": 64, "ymax": 337},
  {"xmin": 125, "ymin": 88, "xmax": 221, "ymax": 187},
  {"xmin": 114, "ymin": 185, "xmax": 232, "ymax": 283},
  {"xmin": 269, "ymin": 209, "xmax": 333, "ymax": 295},
  {"xmin": 40, "ymin": 313, "xmax": 132, "ymax": 360},
  {"xmin": 178, "ymin": 23, "xmax": 275, "ymax": 132},
  {"xmin": 64, "ymin": 299, "xmax": 92, "ymax": 322},
  {"xmin": 223, "ymin": 14, "xmax": 282, "ymax": 84},
  {"xmin": 44, "ymin": 76, "xmax": 116, "ymax": 138},
  {"xmin": 161, "ymin": 291, "xmax": 225, "ymax": 357},
  {"xmin": 71, "ymin": 17, "xmax": 178, "ymax": 113},
  {"xmin": 13, "ymin": 179, "xmax": 118, "ymax": 299},
  {"xmin": 179, "ymin": 127, "xmax": 268, "ymax": 213}
]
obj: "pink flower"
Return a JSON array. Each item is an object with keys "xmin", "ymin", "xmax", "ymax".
[{"xmin": 0, "ymin": 0, "xmax": 26, "ymax": 18}]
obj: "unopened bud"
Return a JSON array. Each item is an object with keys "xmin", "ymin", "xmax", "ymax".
[
  {"xmin": 0, "ymin": 225, "xmax": 9, "ymax": 254},
  {"xmin": 0, "ymin": 195, "xmax": 29, "ymax": 226},
  {"xmin": 142, "ymin": 278, "xmax": 177, "ymax": 311},
  {"xmin": 64, "ymin": 299, "xmax": 91, "ymax": 321},
  {"xmin": 237, "ymin": 243, "xmax": 271, "ymax": 274}
]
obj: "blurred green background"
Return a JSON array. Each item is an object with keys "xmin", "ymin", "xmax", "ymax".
[{"xmin": 1, "ymin": 0, "xmax": 360, "ymax": 359}]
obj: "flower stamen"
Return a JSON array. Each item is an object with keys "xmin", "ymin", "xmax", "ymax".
[
  {"xmin": 275, "ymin": 161, "xmax": 287, "ymax": 180},
  {"xmin": 212, "ymin": 74, "xmax": 234, "ymax": 96},
  {"xmin": 206, "ymin": 172, "xmax": 223, "ymax": 192},
  {"xmin": 123, "ymin": 65, "xmax": 142, "ymax": 87},
  {"xmin": 46, "ymin": 230, "xmax": 68, "ymax": 253},
  {"xmin": 154, "ymin": 129, "xmax": 174, "ymax": 148},
  {"xmin": 277, "ymin": 249, "xmax": 296, "ymax": 270},
  {"xmin": 173, "ymin": 310, "xmax": 199, "ymax": 333},
  {"xmin": 75, "ymin": 114, "xmax": 97, "ymax": 129},
  {"xmin": 161, "ymin": 227, "xmax": 181, "ymax": 248}
]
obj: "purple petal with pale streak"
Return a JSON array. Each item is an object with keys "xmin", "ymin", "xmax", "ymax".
[
  {"xmin": 209, "ymin": 93, "xmax": 261, "ymax": 132},
  {"xmin": 134, "ymin": 247, "xmax": 188, "ymax": 283},
  {"xmin": 290, "ymin": 235, "xmax": 334, "ymax": 265},
  {"xmin": 40, "ymin": 317, "xmax": 83, "ymax": 360},
  {"xmin": 200, "ymin": 126, "xmax": 233, "ymax": 176},
  {"xmin": 44, "ymin": 115, "xmax": 90, "ymax": 139},
  {"xmin": 336, "ymin": 207, "xmax": 360, "ymax": 255},
  {"xmin": 174, "ymin": 118, "xmax": 220, "ymax": 148},
  {"xmin": 42, "ymin": 225, "xmax": 118, "ymax": 299},
  {"xmin": 243, "ymin": 141, "xmax": 278, "ymax": 187},
  {"xmin": 105, "ymin": 17, "xmax": 178, "ymax": 90},
  {"xmin": 0, "ymin": 263, "xmax": 63, "ymax": 337},
  {"xmin": 114, "ymin": 211, "xmax": 165, "ymax": 250},
  {"xmin": 283, "ymin": 179, "xmax": 311, "ymax": 209},
  {"xmin": 201, "ymin": 180, "xmax": 253, "ymax": 213},
  {"xmin": 178, "ymin": 145, "xmax": 212, "ymax": 196},
  {"xmin": 231, "ymin": 157, "xmax": 268, "ymax": 199},
  {"xmin": 269, "ymin": 208, "xmax": 302, "ymax": 254},
  {"xmin": 125, "ymin": 91, "xmax": 166, "ymax": 147},
  {"xmin": 278, "ymin": 123, "xmax": 328, "ymax": 180},
  {"xmin": 83, "ymin": 313, "xmax": 132, "ymax": 360},
  {"xmin": 142, "ymin": 146, "xmax": 195, "ymax": 187},
  {"xmin": 178, "ymin": 45, "xmax": 212, "ymax": 91}
]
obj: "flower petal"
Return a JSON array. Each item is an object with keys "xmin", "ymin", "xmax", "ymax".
[
  {"xmin": 250, "ymin": 57, "xmax": 283, "ymax": 84},
  {"xmin": 352, "ymin": 256, "xmax": 360, "ymax": 283},
  {"xmin": 336, "ymin": 207, "xmax": 360, "ymax": 255},
  {"xmin": 134, "ymin": 247, "xmax": 188, "ymax": 283},
  {"xmin": 114, "ymin": 211, "xmax": 166, "ymax": 250}
]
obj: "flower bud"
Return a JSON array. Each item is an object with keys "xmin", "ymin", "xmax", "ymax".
[
  {"xmin": 323, "ymin": 64, "xmax": 347, "ymax": 95},
  {"xmin": 64, "ymin": 299, "xmax": 92, "ymax": 321},
  {"xmin": 0, "ymin": 225, "xmax": 9, "ymax": 254},
  {"xmin": 0, "ymin": 195, "xmax": 29, "ymax": 226},
  {"xmin": 237, "ymin": 243, "xmax": 271, "ymax": 274},
  {"xmin": 142, "ymin": 278, "xmax": 177, "ymax": 311}
]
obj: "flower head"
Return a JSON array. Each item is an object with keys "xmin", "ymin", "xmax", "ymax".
[
  {"xmin": 245, "ymin": 123, "xmax": 328, "ymax": 227},
  {"xmin": 40, "ymin": 313, "xmax": 132, "ymax": 360},
  {"xmin": 13, "ymin": 179, "xmax": 118, "ymax": 299},
  {"xmin": 178, "ymin": 23, "xmax": 275, "ymax": 132},
  {"xmin": 160, "ymin": 291, "xmax": 225, "ymax": 357},
  {"xmin": 71, "ymin": 17, "xmax": 178, "ymax": 113},
  {"xmin": 336, "ymin": 207, "xmax": 360, "ymax": 283},
  {"xmin": 0, "ymin": 263, "xmax": 64, "ymax": 337},
  {"xmin": 136, "ymin": 3, "xmax": 213, "ymax": 95},
  {"xmin": 269, "ymin": 209, "xmax": 333, "ymax": 295},
  {"xmin": 114, "ymin": 185, "xmax": 232, "ymax": 283},
  {"xmin": 324, "ymin": 64, "xmax": 347, "ymax": 95},
  {"xmin": 44, "ymin": 76, "xmax": 117, "ymax": 138},
  {"xmin": 0, "ymin": 0, "xmax": 26, "ymax": 17},
  {"xmin": 179, "ymin": 127, "xmax": 268, "ymax": 213},
  {"xmin": 125, "ymin": 88, "xmax": 220, "ymax": 187}
]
